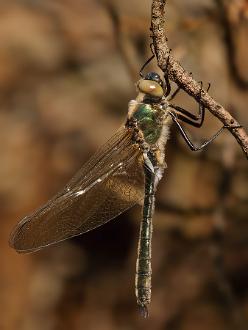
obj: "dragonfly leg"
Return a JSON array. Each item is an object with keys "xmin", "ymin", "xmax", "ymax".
[
  {"xmin": 139, "ymin": 54, "xmax": 155, "ymax": 78},
  {"xmin": 168, "ymin": 82, "xmax": 210, "ymax": 127},
  {"xmin": 167, "ymin": 72, "xmax": 193, "ymax": 101},
  {"xmin": 164, "ymin": 49, "xmax": 172, "ymax": 97},
  {"xmin": 167, "ymin": 86, "xmax": 180, "ymax": 101},
  {"xmin": 168, "ymin": 110, "xmax": 241, "ymax": 151},
  {"xmin": 140, "ymin": 43, "xmax": 156, "ymax": 78}
]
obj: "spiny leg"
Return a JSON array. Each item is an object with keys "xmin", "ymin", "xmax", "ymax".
[
  {"xmin": 167, "ymin": 72, "xmax": 193, "ymax": 102},
  {"xmin": 139, "ymin": 43, "xmax": 156, "ymax": 78},
  {"xmin": 168, "ymin": 110, "xmax": 240, "ymax": 151},
  {"xmin": 169, "ymin": 105, "xmax": 205, "ymax": 127},
  {"xmin": 167, "ymin": 86, "xmax": 180, "ymax": 101},
  {"xmin": 164, "ymin": 49, "xmax": 172, "ymax": 97},
  {"xmin": 168, "ymin": 82, "xmax": 210, "ymax": 127},
  {"xmin": 140, "ymin": 54, "xmax": 155, "ymax": 78},
  {"xmin": 168, "ymin": 72, "xmax": 192, "ymax": 101}
]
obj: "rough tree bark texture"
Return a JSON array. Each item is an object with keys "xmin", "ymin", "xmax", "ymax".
[
  {"xmin": 1, "ymin": 1, "xmax": 248, "ymax": 330},
  {"xmin": 151, "ymin": 0, "xmax": 248, "ymax": 158}
]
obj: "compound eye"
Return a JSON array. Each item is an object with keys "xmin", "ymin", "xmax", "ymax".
[{"xmin": 137, "ymin": 79, "xmax": 164, "ymax": 98}]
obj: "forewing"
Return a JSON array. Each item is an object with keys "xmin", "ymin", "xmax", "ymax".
[{"xmin": 9, "ymin": 126, "xmax": 145, "ymax": 253}]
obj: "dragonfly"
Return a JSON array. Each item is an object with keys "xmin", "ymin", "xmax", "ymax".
[{"xmin": 9, "ymin": 56, "xmax": 234, "ymax": 317}]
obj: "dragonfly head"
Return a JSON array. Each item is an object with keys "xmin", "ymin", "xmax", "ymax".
[
  {"xmin": 137, "ymin": 72, "xmax": 164, "ymax": 102},
  {"xmin": 144, "ymin": 72, "xmax": 163, "ymax": 86}
]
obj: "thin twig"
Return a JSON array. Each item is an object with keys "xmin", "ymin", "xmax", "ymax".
[{"xmin": 151, "ymin": 0, "xmax": 248, "ymax": 159}]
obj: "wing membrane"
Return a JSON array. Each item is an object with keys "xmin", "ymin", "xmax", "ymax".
[{"xmin": 9, "ymin": 126, "xmax": 145, "ymax": 253}]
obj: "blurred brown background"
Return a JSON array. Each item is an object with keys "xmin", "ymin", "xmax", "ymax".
[{"xmin": 1, "ymin": 0, "xmax": 248, "ymax": 329}]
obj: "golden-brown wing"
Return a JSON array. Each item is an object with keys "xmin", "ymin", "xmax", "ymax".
[{"xmin": 9, "ymin": 126, "xmax": 145, "ymax": 253}]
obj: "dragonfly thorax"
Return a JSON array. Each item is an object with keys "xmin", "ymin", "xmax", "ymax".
[{"xmin": 130, "ymin": 103, "xmax": 165, "ymax": 145}]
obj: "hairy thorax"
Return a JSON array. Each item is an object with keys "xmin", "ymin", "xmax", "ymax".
[{"xmin": 128, "ymin": 96, "xmax": 172, "ymax": 170}]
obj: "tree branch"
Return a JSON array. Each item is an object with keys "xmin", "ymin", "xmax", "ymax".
[{"xmin": 151, "ymin": 0, "xmax": 248, "ymax": 159}]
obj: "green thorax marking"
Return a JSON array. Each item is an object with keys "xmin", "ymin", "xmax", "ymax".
[{"xmin": 132, "ymin": 103, "xmax": 163, "ymax": 144}]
